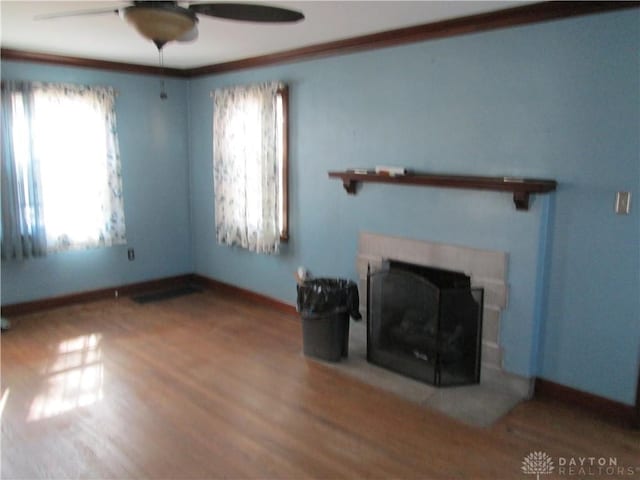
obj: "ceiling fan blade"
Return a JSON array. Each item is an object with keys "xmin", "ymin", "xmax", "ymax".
[
  {"xmin": 188, "ymin": 3, "xmax": 304, "ymax": 23},
  {"xmin": 35, "ymin": 7, "xmax": 120, "ymax": 21}
]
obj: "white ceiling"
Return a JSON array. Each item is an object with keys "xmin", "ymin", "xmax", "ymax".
[{"xmin": 1, "ymin": 1, "xmax": 525, "ymax": 69}]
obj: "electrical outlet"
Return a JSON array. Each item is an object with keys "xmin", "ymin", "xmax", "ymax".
[
  {"xmin": 127, "ymin": 248, "xmax": 135, "ymax": 261},
  {"xmin": 615, "ymin": 192, "xmax": 631, "ymax": 215}
]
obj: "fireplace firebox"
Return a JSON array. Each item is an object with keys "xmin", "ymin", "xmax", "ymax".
[{"xmin": 367, "ymin": 260, "xmax": 484, "ymax": 387}]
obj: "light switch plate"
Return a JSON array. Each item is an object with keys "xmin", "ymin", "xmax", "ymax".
[{"xmin": 615, "ymin": 192, "xmax": 631, "ymax": 215}]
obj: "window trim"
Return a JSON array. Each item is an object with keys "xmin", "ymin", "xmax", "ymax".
[{"xmin": 277, "ymin": 86, "xmax": 289, "ymax": 242}]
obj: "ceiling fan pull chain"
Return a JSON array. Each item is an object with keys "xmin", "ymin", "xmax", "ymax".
[{"xmin": 158, "ymin": 47, "xmax": 168, "ymax": 100}]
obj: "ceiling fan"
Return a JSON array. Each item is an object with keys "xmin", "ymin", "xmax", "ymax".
[
  {"xmin": 37, "ymin": 1, "xmax": 304, "ymax": 98},
  {"xmin": 37, "ymin": 1, "xmax": 305, "ymax": 50}
]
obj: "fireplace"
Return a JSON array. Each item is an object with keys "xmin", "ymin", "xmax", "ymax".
[{"xmin": 367, "ymin": 260, "xmax": 484, "ymax": 387}]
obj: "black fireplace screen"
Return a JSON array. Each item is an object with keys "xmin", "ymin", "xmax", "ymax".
[{"xmin": 367, "ymin": 261, "xmax": 483, "ymax": 387}]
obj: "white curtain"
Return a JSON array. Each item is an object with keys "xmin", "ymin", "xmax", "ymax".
[
  {"xmin": 1, "ymin": 81, "xmax": 127, "ymax": 259},
  {"xmin": 213, "ymin": 82, "xmax": 282, "ymax": 254}
]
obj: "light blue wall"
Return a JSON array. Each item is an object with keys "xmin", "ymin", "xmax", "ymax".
[
  {"xmin": 537, "ymin": 9, "xmax": 640, "ymax": 403},
  {"xmin": 1, "ymin": 61, "xmax": 193, "ymax": 303},
  {"xmin": 188, "ymin": 10, "xmax": 639, "ymax": 404}
]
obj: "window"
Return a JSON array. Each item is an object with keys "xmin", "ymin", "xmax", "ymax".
[
  {"xmin": 1, "ymin": 81, "xmax": 126, "ymax": 260},
  {"xmin": 212, "ymin": 82, "xmax": 289, "ymax": 254}
]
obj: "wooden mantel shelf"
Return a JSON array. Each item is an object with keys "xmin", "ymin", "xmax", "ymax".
[{"xmin": 328, "ymin": 170, "xmax": 557, "ymax": 211}]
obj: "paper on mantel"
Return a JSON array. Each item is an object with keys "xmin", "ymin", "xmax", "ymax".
[{"xmin": 375, "ymin": 166, "xmax": 407, "ymax": 176}]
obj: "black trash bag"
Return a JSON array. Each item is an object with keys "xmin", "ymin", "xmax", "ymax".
[{"xmin": 296, "ymin": 278, "xmax": 362, "ymax": 321}]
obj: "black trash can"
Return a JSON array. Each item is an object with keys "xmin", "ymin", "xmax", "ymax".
[
  {"xmin": 300, "ymin": 309, "xmax": 350, "ymax": 361},
  {"xmin": 296, "ymin": 278, "xmax": 361, "ymax": 362}
]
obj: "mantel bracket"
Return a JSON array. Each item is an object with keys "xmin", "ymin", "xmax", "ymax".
[
  {"xmin": 513, "ymin": 191, "xmax": 530, "ymax": 210},
  {"xmin": 342, "ymin": 179, "xmax": 357, "ymax": 194}
]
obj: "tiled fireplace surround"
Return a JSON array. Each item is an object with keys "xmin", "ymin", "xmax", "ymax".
[{"xmin": 354, "ymin": 231, "xmax": 532, "ymax": 400}]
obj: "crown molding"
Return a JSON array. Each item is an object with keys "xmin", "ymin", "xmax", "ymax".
[
  {"xmin": 2, "ymin": 2, "xmax": 638, "ymax": 78},
  {"xmin": 0, "ymin": 48, "xmax": 191, "ymax": 78},
  {"xmin": 187, "ymin": 1, "xmax": 640, "ymax": 76}
]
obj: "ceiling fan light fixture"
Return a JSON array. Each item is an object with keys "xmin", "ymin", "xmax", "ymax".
[{"xmin": 122, "ymin": 5, "xmax": 197, "ymax": 48}]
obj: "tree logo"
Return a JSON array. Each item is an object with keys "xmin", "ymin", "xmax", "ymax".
[{"xmin": 522, "ymin": 451, "xmax": 554, "ymax": 480}]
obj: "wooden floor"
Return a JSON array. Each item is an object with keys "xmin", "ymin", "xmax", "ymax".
[{"xmin": 1, "ymin": 290, "xmax": 638, "ymax": 479}]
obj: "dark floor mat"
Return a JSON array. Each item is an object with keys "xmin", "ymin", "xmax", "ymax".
[{"xmin": 132, "ymin": 285, "xmax": 203, "ymax": 304}]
